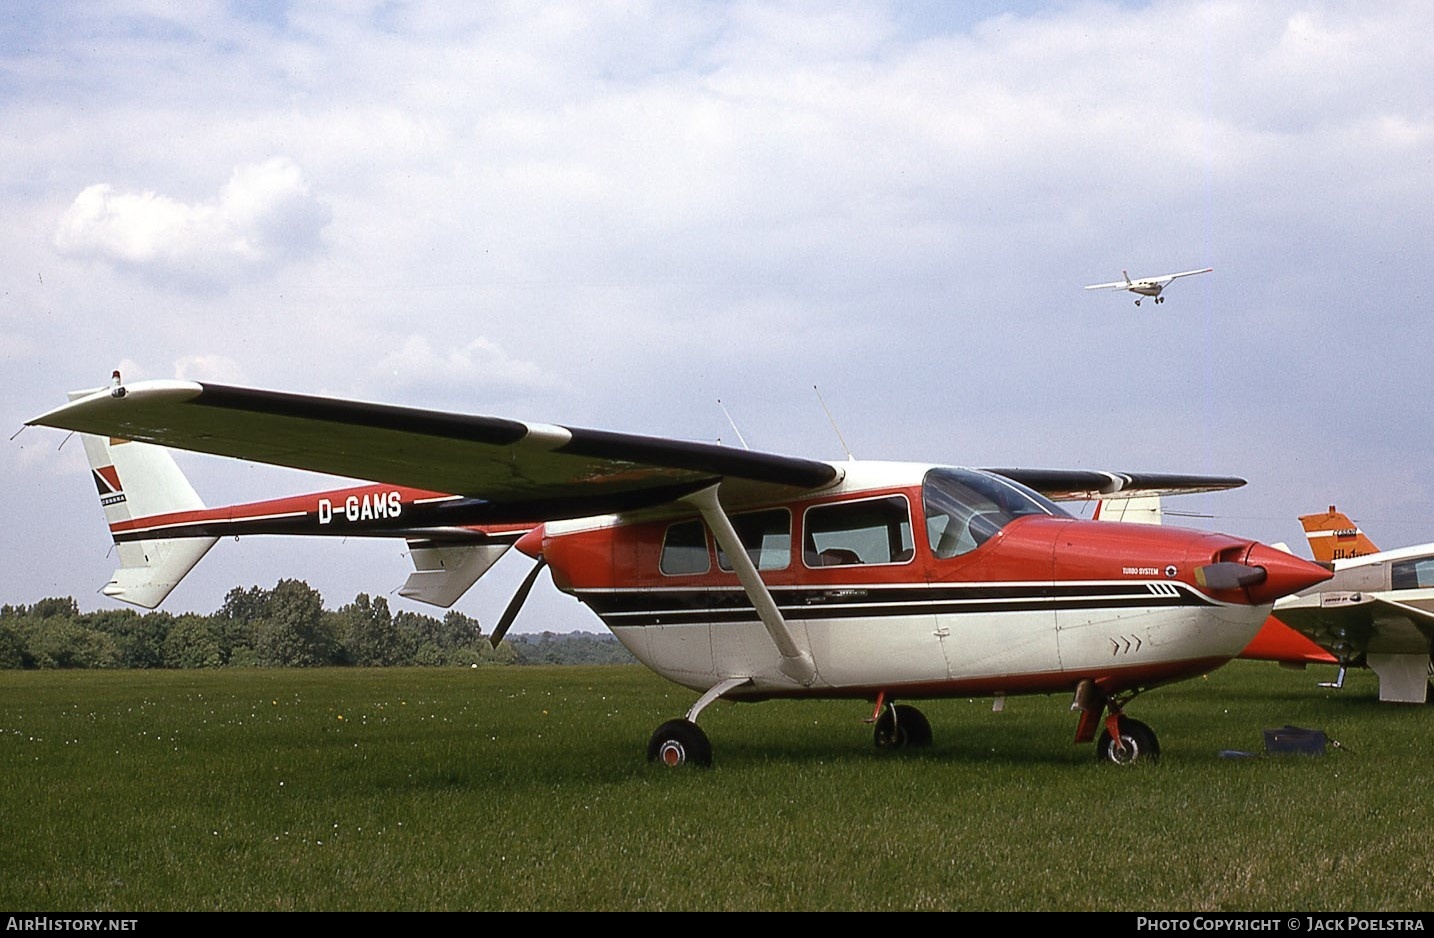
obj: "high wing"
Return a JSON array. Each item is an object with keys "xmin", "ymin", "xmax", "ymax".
[
  {"xmin": 1084, "ymin": 277, "xmax": 1133, "ymax": 291},
  {"xmin": 1272, "ymin": 590, "xmax": 1434, "ymax": 703},
  {"xmin": 1084, "ymin": 267, "xmax": 1212, "ymax": 290},
  {"xmin": 1153, "ymin": 267, "xmax": 1215, "ymax": 285},
  {"xmin": 981, "ymin": 468, "xmax": 1243, "ymax": 501},
  {"xmin": 29, "ymin": 380, "xmax": 840, "ymax": 522},
  {"xmin": 29, "ymin": 379, "xmax": 1245, "ymax": 520}
]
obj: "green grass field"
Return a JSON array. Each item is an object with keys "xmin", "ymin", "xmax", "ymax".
[{"xmin": 2, "ymin": 660, "xmax": 1431, "ymax": 911}]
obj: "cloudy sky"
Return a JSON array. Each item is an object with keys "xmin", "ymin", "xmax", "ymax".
[{"xmin": 3, "ymin": 1, "xmax": 1431, "ymax": 633}]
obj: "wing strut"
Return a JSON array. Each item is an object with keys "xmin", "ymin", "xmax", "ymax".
[{"xmin": 681, "ymin": 484, "xmax": 817, "ymax": 685}]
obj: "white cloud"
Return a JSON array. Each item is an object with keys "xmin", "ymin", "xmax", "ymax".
[
  {"xmin": 373, "ymin": 335, "xmax": 564, "ymax": 400},
  {"xmin": 173, "ymin": 354, "xmax": 247, "ymax": 383},
  {"xmin": 52, "ymin": 158, "xmax": 330, "ymax": 291}
]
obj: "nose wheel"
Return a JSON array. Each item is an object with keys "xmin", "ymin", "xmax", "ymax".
[
  {"xmin": 1096, "ymin": 716, "xmax": 1160, "ymax": 765},
  {"xmin": 873, "ymin": 703, "xmax": 933, "ymax": 749}
]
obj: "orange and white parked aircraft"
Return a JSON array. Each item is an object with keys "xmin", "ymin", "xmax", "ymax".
[
  {"xmin": 1271, "ymin": 507, "xmax": 1434, "ymax": 703},
  {"xmin": 29, "ymin": 375, "xmax": 1331, "ymax": 765},
  {"xmin": 1084, "ymin": 267, "xmax": 1213, "ymax": 306},
  {"xmin": 1299, "ymin": 506, "xmax": 1380, "ymax": 563}
]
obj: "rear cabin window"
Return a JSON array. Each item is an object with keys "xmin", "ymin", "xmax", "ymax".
[
  {"xmin": 717, "ymin": 509, "xmax": 792, "ymax": 572},
  {"xmin": 803, "ymin": 496, "xmax": 913, "ymax": 567},
  {"xmin": 660, "ymin": 520, "xmax": 710, "ymax": 575}
]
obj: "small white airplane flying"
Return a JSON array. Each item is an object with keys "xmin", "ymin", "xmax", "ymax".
[
  {"xmin": 28, "ymin": 374, "xmax": 1330, "ymax": 766},
  {"xmin": 1085, "ymin": 267, "xmax": 1213, "ymax": 306}
]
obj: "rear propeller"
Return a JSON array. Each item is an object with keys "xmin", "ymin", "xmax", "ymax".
[{"xmin": 489, "ymin": 556, "xmax": 548, "ymax": 648}]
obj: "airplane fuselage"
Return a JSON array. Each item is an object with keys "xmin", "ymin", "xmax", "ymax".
[{"xmin": 532, "ymin": 463, "xmax": 1314, "ymax": 701}]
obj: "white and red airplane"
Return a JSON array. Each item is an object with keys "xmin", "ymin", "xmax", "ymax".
[
  {"xmin": 1085, "ymin": 267, "xmax": 1213, "ymax": 306},
  {"xmin": 28, "ymin": 374, "xmax": 1330, "ymax": 766}
]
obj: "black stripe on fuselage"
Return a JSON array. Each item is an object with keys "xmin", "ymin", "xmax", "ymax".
[{"xmin": 575, "ymin": 581, "xmax": 1216, "ymax": 627}]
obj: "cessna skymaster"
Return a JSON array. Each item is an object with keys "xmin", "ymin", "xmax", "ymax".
[{"xmin": 28, "ymin": 375, "xmax": 1331, "ymax": 766}]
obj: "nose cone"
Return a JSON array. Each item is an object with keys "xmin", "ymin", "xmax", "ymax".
[
  {"xmin": 1242, "ymin": 542, "xmax": 1332, "ymax": 604},
  {"xmin": 1197, "ymin": 542, "xmax": 1332, "ymax": 606},
  {"xmin": 514, "ymin": 524, "xmax": 546, "ymax": 559}
]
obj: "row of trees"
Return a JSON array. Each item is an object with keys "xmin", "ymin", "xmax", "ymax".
[{"xmin": 0, "ymin": 580, "xmax": 633, "ymax": 669}]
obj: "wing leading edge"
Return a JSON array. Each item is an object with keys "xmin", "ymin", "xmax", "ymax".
[
  {"xmin": 29, "ymin": 380, "xmax": 841, "ymax": 523},
  {"xmin": 981, "ymin": 467, "xmax": 1244, "ymax": 501}
]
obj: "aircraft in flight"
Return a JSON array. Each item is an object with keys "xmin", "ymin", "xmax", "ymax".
[
  {"xmin": 1271, "ymin": 507, "xmax": 1434, "ymax": 703},
  {"xmin": 28, "ymin": 375, "xmax": 1330, "ymax": 766},
  {"xmin": 1084, "ymin": 267, "xmax": 1213, "ymax": 306}
]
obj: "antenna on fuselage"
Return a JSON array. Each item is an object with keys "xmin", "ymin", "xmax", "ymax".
[
  {"xmin": 716, "ymin": 399, "xmax": 750, "ymax": 450},
  {"xmin": 814, "ymin": 384, "xmax": 855, "ymax": 462}
]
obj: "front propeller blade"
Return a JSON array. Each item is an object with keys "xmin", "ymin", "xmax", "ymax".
[
  {"xmin": 489, "ymin": 557, "xmax": 547, "ymax": 648},
  {"xmin": 1195, "ymin": 561, "xmax": 1268, "ymax": 592}
]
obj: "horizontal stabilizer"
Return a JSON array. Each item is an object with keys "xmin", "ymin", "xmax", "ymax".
[
  {"xmin": 103, "ymin": 538, "xmax": 216, "ymax": 608},
  {"xmin": 399, "ymin": 540, "xmax": 513, "ymax": 608}
]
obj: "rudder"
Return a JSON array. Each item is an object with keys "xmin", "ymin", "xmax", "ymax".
[
  {"xmin": 73, "ymin": 388, "xmax": 217, "ymax": 608},
  {"xmin": 1299, "ymin": 506, "xmax": 1378, "ymax": 563}
]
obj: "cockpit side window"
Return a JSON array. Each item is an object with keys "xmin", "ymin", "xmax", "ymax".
[
  {"xmin": 1391, "ymin": 556, "xmax": 1434, "ymax": 590},
  {"xmin": 802, "ymin": 495, "xmax": 913, "ymax": 567},
  {"xmin": 717, "ymin": 509, "xmax": 792, "ymax": 571},
  {"xmin": 923, "ymin": 468, "xmax": 1067, "ymax": 560},
  {"xmin": 660, "ymin": 519, "xmax": 710, "ymax": 575}
]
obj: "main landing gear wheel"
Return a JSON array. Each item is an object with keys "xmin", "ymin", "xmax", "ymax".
[
  {"xmin": 1096, "ymin": 717, "xmax": 1160, "ymax": 765},
  {"xmin": 647, "ymin": 719, "xmax": 712, "ymax": 768},
  {"xmin": 873, "ymin": 704, "xmax": 933, "ymax": 750}
]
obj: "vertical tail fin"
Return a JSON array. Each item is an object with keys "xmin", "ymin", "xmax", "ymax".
[
  {"xmin": 73, "ymin": 386, "xmax": 217, "ymax": 608},
  {"xmin": 1299, "ymin": 505, "xmax": 1378, "ymax": 563}
]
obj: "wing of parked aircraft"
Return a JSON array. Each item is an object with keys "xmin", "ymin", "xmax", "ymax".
[
  {"xmin": 1272, "ymin": 585, "xmax": 1434, "ymax": 703},
  {"xmin": 29, "ymin": 380, "xmax": 1247, "ymax": 518},
  {"xmin": 1264, "ymin": 508, "xmax": 1434, "ymax": 702}
]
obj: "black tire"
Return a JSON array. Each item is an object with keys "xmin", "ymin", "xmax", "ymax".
[
  {"xmin": 873, "ymin": 704, "xmax": 933, "ymax": 750},
  {"xmin": 647, "ymin": 719, "xmax": 712, "ymax": 768},
  {"xmin": 1096, "ymin": 717, "xmax": 1160, "ymax": 765}
]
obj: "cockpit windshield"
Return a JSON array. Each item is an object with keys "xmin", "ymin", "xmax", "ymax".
[{"xmin": 922, "ymin": 467, "xmax": 1069, "ymax": 559}]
